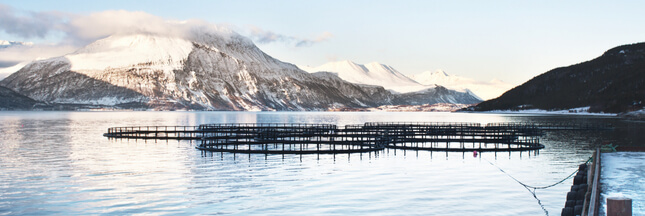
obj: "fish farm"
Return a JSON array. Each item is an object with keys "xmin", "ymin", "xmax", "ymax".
[{"xmin": 102, "ymin": 122, "xmax": 617, "ymax": 154}]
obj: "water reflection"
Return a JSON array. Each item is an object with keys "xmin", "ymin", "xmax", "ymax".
[{"xmin": 1, "ymin": 111, "xmax": 643, "ymax": 215}]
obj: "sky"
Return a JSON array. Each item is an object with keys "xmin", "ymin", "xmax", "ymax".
[{"xmin": 1, "ymin": 0, "xmax": 645, "ymax": 85}]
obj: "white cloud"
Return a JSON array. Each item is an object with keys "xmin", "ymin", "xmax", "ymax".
[
  {"xmin": 0, "ymin": 4, "xmax": 210, "ymax": 44},
  {"xmin": 248, "ymin": 25, "xmax": 332, "ymax": 47},
  {"xmin": 1, "ymin": 3, "xmax": 331, "ymax": 48},
  {"xmin": 0, "ymin": 4, "xmax": 65, "ymax": 39},
  {"xmin": 295, "ymin": 31, "xmax": 333, "ymax": 47},
  {"xmin": 0, "ymin": 4, "xmax": 238, "ymax": 71},
  {"xmin": 0, "ymin": 44, "xmax": 77, "ymax": 66},
  {"xmin": 0, "ymin": 3, "xmax": 329, "ymax": 75},
  {"xmin": 62, "ymin": 10, "xmax": 211, "ymax": 45}
]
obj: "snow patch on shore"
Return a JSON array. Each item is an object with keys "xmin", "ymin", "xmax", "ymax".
[
  {"xmin": 619, "ymin": 108, "xmax": 645, "ymax": 120},
  {"xmin": 484, "ymin": 107, "xmax": 617, "ymax": 116}
]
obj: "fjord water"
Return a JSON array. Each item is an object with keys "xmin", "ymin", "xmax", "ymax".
[{"xmin": 0, "ymin": 111, "xmax": 636, "ymax": 215}]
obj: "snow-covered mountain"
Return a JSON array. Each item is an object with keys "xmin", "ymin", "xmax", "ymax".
[
  {"xmin": 410, "ymin": 70, "xmax": 514, "ymax": 100},
  {"xmin": 1, "ymin": 29, "xmax": 480, "ymax": 110},
  {"xmin": 300, "ymin": 61, "xmax": 427, "ymax": 93}
]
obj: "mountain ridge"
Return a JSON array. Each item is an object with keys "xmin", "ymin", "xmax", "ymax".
[
  {"xmin": 410, "ymin": 69, "xmax": 513, "ymax": 100},
  {"xmin": 1, "ymin": 31, "xmax": 481, "ymax": 111}
]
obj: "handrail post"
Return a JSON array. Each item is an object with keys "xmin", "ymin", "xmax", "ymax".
[{"xmin": 586, "ymin": 148, "xmax": 601, "ymax": 216}]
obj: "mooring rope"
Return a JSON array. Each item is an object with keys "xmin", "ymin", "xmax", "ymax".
[
  {"xmin": 485, "ymin": 157, "xmax": 591, "ymax": 190},
  {"xmin": 484, "ymin": 156, "xmax": 593, "ymax": 216}
]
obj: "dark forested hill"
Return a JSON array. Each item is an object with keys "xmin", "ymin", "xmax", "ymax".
[
  {"xmin": 472, "ymin": 42, "xmax": 645, "ymax": 113},
  {"xmin": 0, "ymin": 86, "xmax": 39, "ymax": 110}
]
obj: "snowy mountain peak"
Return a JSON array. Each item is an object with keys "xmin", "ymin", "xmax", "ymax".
[
  {"xmin": 67, "ymin": 34, "xmax": 194, "ymax": 71},
  {"xmin": 412, "ymin": 70, "xmax": 462, "ymax": 84},
  {"xmin": 414, "ymin": 69, "xmax": 450, "ymax": 79},
  {"xmin": 364, "ymin": 62, "xmax": 399, "ymax": 74},
  {"xmin": 432, "ymin": 69, "xmax": 449, "ymax": 77},
  {"xmin": 301, "ymin": 60, "xmax": 426, "ymax": 93}
]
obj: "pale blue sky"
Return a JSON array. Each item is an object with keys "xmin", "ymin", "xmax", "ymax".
[{"xmin": 1, "ymin": 0, "xmax": 644, "ymax": 85}]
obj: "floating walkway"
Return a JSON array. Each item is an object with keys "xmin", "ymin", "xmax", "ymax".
[{"xmin": 102, "ymin": 122, "xmax": 609, "ymax": 154}]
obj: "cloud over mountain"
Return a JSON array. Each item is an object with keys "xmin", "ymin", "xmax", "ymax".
[
  {"xmin": 0, "ymin": 4, "xmax": 239, "ymax": 73},
  {"xmin": 0, "ymin": 42, "xmax": 76, "ymax": 67},
  {"xmin": 0, "ymin": 4, "xmax": 230, "ymax": 45},
  {"xmin": 0, "ymin": 3, "xmax": 331, "ymax": 72},
  {"xmin": 0, "ymin": 4, "xmax": 65, "ymax": 39}
]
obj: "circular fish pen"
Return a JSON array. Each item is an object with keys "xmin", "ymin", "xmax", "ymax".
[
  {"xmin": 196, "ymin": 123, "xmax": 387, "ymax": 154},
  {"xmin": 103, "ymin": 122, "xmax": 551, "ymax": 154},
  {"xmin": 363, "ymin": 122, "xmax": 544, "ymax": 152}
]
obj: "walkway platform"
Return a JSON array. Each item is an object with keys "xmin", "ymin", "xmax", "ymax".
[{"xmin": 599, "ymin": 151, "xmax": 645, "ymax": 215}]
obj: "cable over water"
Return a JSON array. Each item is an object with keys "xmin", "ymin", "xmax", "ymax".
[{"xmin": 484, "ymin": 157, "xmax": 592, "ymax": 216}]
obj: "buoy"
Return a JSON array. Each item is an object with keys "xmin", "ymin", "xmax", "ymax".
[{"xmin": 473, "ymin": 151, "xmax": 478, "ymax": 157}]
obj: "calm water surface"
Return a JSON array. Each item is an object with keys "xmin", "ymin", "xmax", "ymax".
[{"xmin": 0, "ymin": 111, "xmax": 641, "ymax": 215}]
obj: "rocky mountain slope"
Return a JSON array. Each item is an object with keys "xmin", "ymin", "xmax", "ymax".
[
  {"xmin": 1, "ymin": 30, "xmax": 480, "ymax": 111},
  {"xmin": 472, "ymin": 42, "xmax": 645, "ymax": 113},
  {"xmin": 393, "ymin": 85, "xmax": 481, "ymax": 105}
]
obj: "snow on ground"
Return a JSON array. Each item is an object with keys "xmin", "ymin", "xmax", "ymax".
[
  {"xmin": 484, "ymin": 107, "xmax": 617, "ymax": 116},
  {"xmin": 600, "ymin": 152, "xmax": 645, "ymax": 215},
  {"xmin": 620, "ymin": 108, "xmax": 645, "ymax": 120}
]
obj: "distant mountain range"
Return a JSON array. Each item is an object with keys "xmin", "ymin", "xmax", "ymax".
[
  {"xmin": 300, "ymin": 61, "xmax": 427, "ymax": 93},
  {"xmin": 410, "ymin": 70, "xmax": 513, "ymax": 100},
  {"xmin": 301, "ymin": 61, "xmax": 513, "ymax": 100},
  {"xmin": 472, "ymin": 42, "xmax": 645, "ymax": 113},
  {"xmin": 0, "ymin": 30, "xmax": 480, "ymax": 111}
]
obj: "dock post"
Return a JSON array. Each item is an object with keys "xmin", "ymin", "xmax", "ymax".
[{"xmin": 607, "ymin": 197, "xmax": 632, "ymax": 216}]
